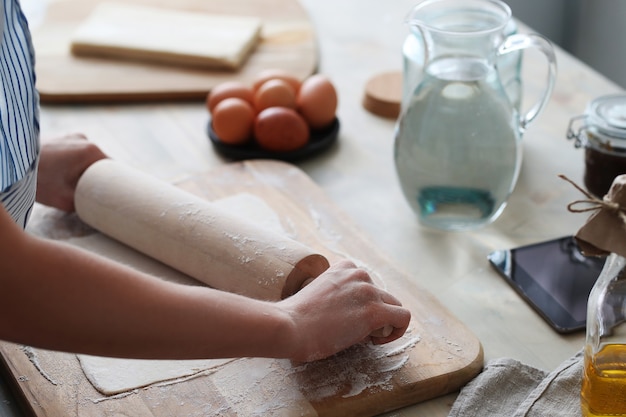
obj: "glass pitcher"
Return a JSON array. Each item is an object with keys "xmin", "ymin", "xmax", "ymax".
[
  {"xmin": 394, "ymin": 0, "xmax": 556, "ymax": 231},
  {"xmin": 402, "ymin": 9, "xmax": 521, "ymax": 112}
]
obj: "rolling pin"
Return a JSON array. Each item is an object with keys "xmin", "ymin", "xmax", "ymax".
[{"xmin": 74, "ymin": 159, "xmax": 330, "ymax": 301}]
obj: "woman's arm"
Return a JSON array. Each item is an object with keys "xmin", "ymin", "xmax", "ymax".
[
  {"xmin": 0, "ymin": 133, "xmax": 410, "ymax": 362},
  {"xmin": 0, "ymin": 204, "xmax": 410, "ymax": 362}
]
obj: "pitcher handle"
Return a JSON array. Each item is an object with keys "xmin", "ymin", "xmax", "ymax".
[{"xmin": 498, "ymin": 33, "xmax": 557, "ymax": 131}]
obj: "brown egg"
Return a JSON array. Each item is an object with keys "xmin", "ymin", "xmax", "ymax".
[
  {"xmin": 211, "ymin": 97, "xmax": 255, "ymax": 145},
  {"xmin": 297, "ymin": 74, "xmax": 338, "ymax": 129},
  {"xmin": 254, "ymin": 107, "xmax": 310, "ymax": 152},
  {"xmin": 252, "ymin": 69, "xmax": 302, "ymax": 93},
  {"xmin": 254, "ymin": 79, "xmax": 297, "ymax": 112},
  {"xmin": 207, "ymin": 81, "xmax": 254, "ymax": 113}
]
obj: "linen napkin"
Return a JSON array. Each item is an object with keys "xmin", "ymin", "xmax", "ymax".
[{"xmin": 448, "ymin": 350, "xmax": 583, "ymax": 417}]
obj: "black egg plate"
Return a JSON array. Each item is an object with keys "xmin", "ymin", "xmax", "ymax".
[{"xmin": 208, "ymin": 118, "xmax": 339, "ymax": 162}]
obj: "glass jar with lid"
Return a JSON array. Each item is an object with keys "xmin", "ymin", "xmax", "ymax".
[{"xmin": 567, "ymin": 94, "xmax": 626, "ymax": 198}]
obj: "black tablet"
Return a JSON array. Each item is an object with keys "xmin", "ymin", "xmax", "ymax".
[{"xmin": 488, "ymin": 236, "xmax": 606, "ymax": 333}]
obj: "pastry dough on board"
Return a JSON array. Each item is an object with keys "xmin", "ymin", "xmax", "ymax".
[
  {"xmin": 70, "ymin": 2, "xmax": 262, "ymax": 70},
  {"xmin": 74, "ymin": 193, "xmax": 284, "ymax": 395}
]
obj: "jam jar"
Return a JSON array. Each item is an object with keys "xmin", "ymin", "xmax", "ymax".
[{"xmin": 568, "ymin": 94, "xmax": 626, "ymax": 198}]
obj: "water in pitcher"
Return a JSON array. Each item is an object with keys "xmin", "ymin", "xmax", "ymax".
[
  {"xmin": 394, "ymin": 56, "xmax": 522, "ymax": 231},
  {"xmin": 394, "ymin": 0, "xmax": 556, "ymax": 231}
]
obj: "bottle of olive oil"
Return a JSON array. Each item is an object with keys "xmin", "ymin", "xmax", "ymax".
[
  {"xmin": 567, "ymin": 174, "xmax": 626, "ymax": 417},
  {"xmin": 581, "ymin": 254, "xmax": 626, "ymax": 417}
]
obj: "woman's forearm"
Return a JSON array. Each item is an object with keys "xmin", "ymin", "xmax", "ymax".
[
  {"xmin": 1, "ymin": 212, "xmax": 294, "ymax": 359},
  {"xmin": 0, "ymin": 205, "xmax": 410, "ymax": 362}
]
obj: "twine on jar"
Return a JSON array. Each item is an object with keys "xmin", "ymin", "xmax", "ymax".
[{"xmin": 559, "ymin": 174, "xmax": 626, "ymax": 222}]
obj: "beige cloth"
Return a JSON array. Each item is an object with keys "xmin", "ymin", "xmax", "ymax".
[{"xmin": 448, "ymin": 350, "xmax": 583, "ymax": 417}]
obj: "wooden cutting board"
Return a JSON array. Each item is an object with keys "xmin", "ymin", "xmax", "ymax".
[
  {"xmin": 31, "ymin": 0, "xmax": 317, "ymax": 103},
  {"xmin": 0, "ymin": 160, "xmax": 483, "ymax": 416}
]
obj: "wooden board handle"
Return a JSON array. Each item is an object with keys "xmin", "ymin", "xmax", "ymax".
[{"xmin": 74, "ymin": 159, "xmax": 330, "ymax": 301}]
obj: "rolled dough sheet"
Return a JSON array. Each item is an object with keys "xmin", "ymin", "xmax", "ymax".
[
  {"xmin": 74, "ymin": 193, "xmax": 284, "ymax": 395},
  {"xmin": 77, "ymin": 356, "xmax": 234, "ymax": 395},
  {"xmin": 70, "ymin": 2, "xmax": 262, "ymax": 70}
]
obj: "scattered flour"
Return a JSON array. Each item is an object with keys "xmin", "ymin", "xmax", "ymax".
[
  {"xmin": 21, "ymin": 346, "xmax": 58, "ymax": 386},
  {"xmin": 289, "ymin": 330, "xmax": 421, "ymax": 401},
  {"xmin": 195, "ymin": 330, "xmax": 422, "ymax": 416}
]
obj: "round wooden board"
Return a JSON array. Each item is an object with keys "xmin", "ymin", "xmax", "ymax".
[
  {"xmin": 31, "ymin": 0, "xmax": 318, "ymax": 103},
  {"xmin": 362, "ymin": 71, "xmax": 403, "ymax": 119}
]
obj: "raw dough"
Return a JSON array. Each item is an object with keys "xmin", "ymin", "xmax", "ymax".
[
  {"xmin": 70, "ymin": 2, "xmax": 262, "ymax": 70},
  {"xmin": 76, "ymin": 193, "xmax": 285, "ymax": 395},
  {"xmin": 78, "ymin": 356, "xmax": 234, "ymax": 395}
]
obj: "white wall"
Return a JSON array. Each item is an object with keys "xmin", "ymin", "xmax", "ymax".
[
  {"xmin": 503, "ymin": 0, "xmax": 569, "ymax": 45},
  {"xmin": 568, "ymin": 1, "xmax": 626, "ymax": 88},
  {"xmin": 503, "ymin": 0, "xmax": 626, "ymax": 88}
]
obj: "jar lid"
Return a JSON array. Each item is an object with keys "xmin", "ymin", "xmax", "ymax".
[{"xmin": 586, "ymin": 94, "xmax": 626, "ymax": 139}]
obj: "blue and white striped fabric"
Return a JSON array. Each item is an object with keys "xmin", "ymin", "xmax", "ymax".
[{"xmin": 0, "ymin": 0, "xmax": 40, "ymax": 228}]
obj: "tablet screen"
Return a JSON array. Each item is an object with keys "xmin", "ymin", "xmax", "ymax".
[{"xmin": 488, "ymin": 236, "xmax": 605, "ymax": 332}]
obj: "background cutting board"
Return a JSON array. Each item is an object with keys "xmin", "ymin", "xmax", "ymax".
[
  {"xmin": 31, "ymin": 0, "xmax": 318, "ymax": 103},
  {"xmin": 0, "ymin": 160, "xmax": 483, "ymax": 417}
]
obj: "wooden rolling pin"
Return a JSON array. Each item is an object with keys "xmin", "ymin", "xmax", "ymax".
[{"xmin": 74, "ymin": 159, "xmax": 330, "ymax": 301}]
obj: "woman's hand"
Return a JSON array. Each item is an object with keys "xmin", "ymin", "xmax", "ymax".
[
  {"xmin": 36, "ymin": 133, "xmax": 108, "ymax": 211},
  {"xmin": 278, "ymin": 260, "xmax": 411, "ymax": 362}
]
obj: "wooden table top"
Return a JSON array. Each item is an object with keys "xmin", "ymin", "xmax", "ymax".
[{"xmin": 11, "ymin": 0, "xmax": 626, "ymax": 415}]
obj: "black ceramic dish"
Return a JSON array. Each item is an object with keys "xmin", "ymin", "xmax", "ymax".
[{"xmin": 208, "ymin": 117, "xmax": 340, "ymax": 162}]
